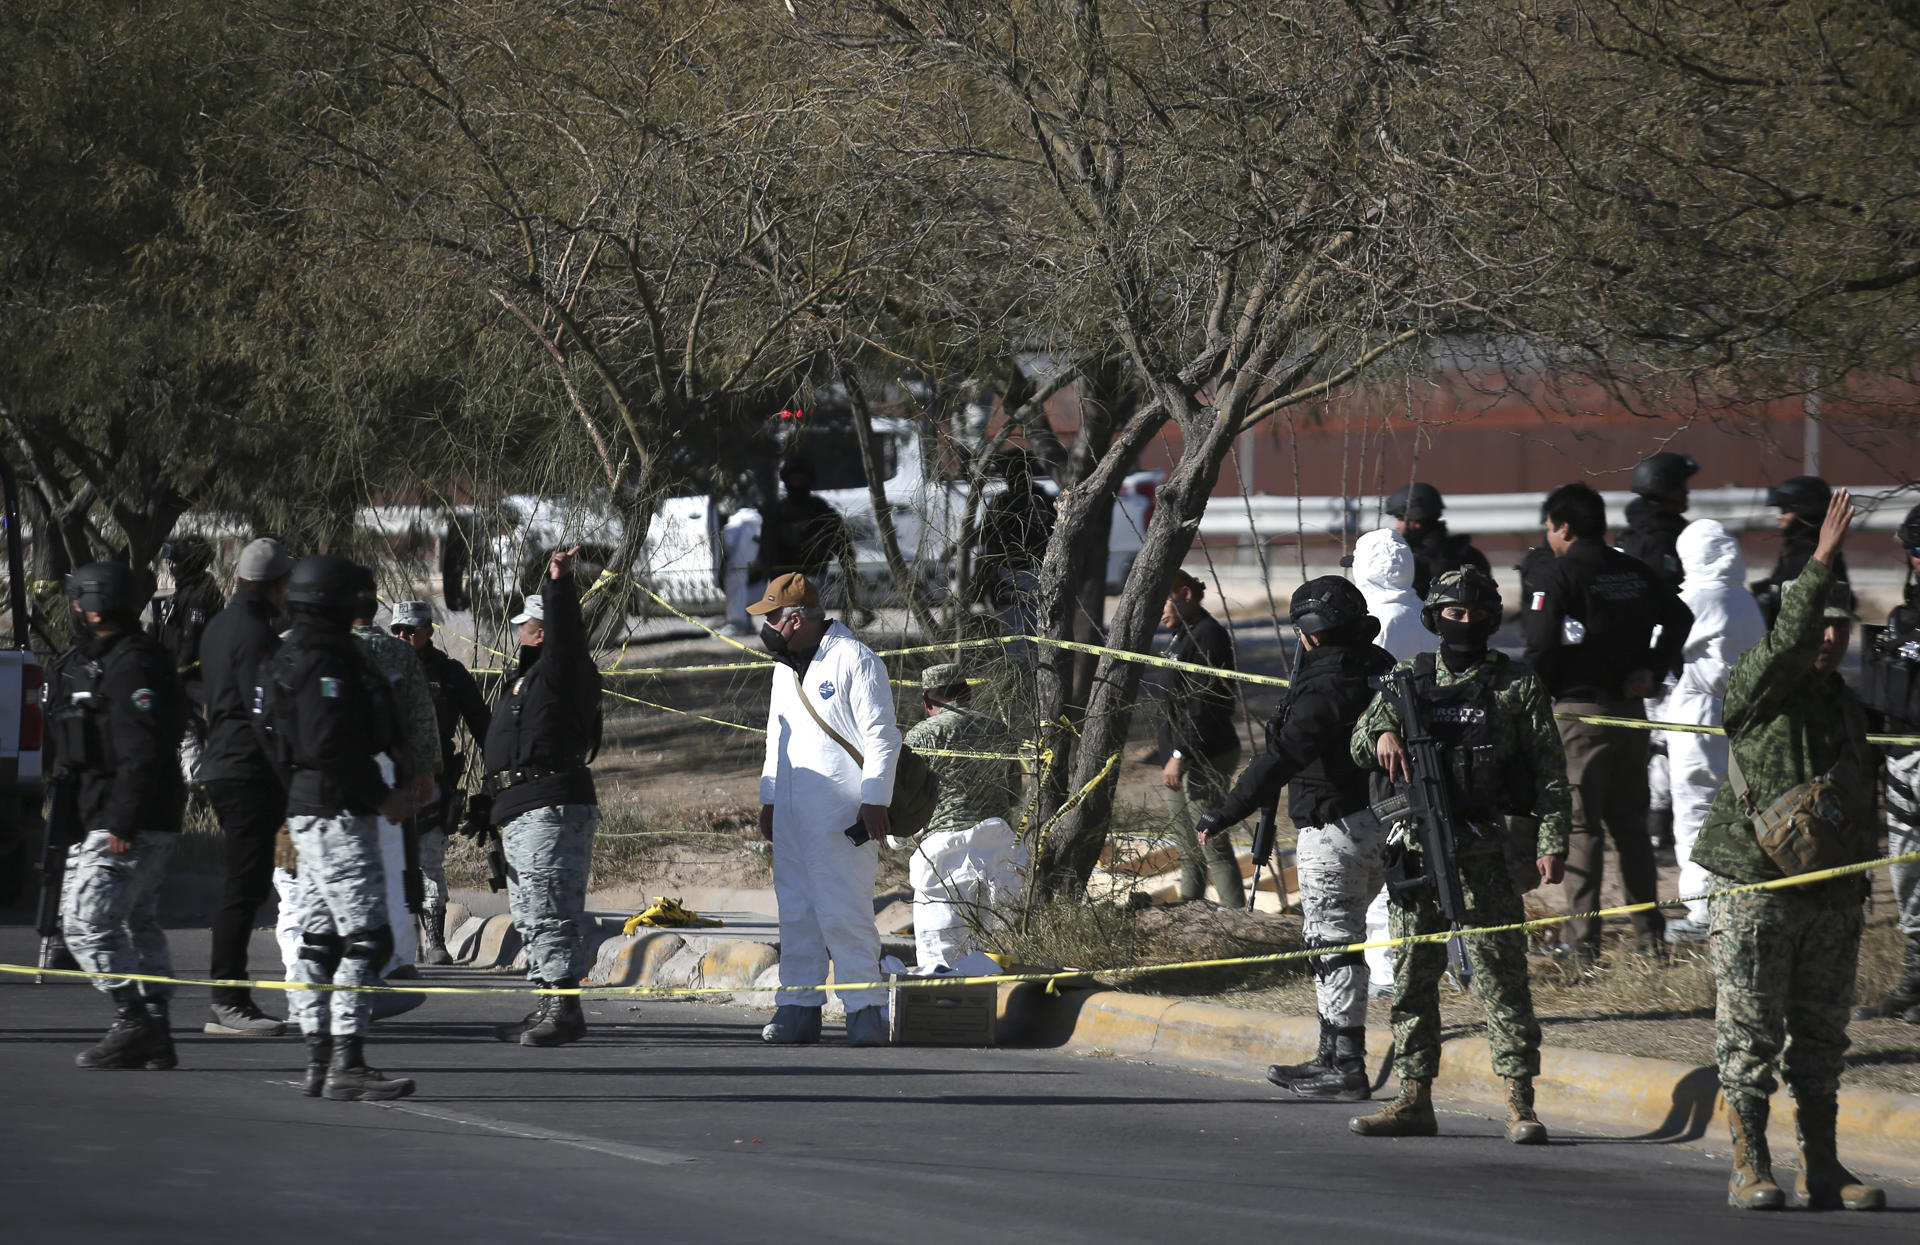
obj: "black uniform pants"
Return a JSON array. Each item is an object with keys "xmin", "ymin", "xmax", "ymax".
[{"xmin": 205, "ymin": 778, "xmax": 289, "ymax": 1005}]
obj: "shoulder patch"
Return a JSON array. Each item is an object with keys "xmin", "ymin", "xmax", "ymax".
[
  {"xmin": 130, "ymin": 688, "xmax": 155, "ymax": 712},
  {"xmin": 817, "ymin": 679, "xmax": 836, "ymax": 700},
  {"xmin": 1529, "ymin": 591, "xmax": 1547, "ymax": 611},
  {"xmin": 319, "ymin": 676, "xmax": 343, "ymax": 699}
]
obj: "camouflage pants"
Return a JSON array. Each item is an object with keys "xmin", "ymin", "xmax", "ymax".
[
  {"xmin": 284, "ymin": 812, "xmax": 389, "ymax": 1038},
  {"xmin": 1709, "ymin": 885, "xmax": 1862, "ymax": 1109},
  {"xmin": 1883, "ymin": 750, "xmax": 1920, "ymax": 936},
  {"xmin": 503, "ymin": 803, "xmax": 599, "ymax": 982},
  {"xmin": 1163, "ymin": 749, "xmax": 1244, "ymax": 907},
  {"xmin": 62, "ymin": 830, "xmax": 176, "ymax": 999},
  {"xmin": 1297, "ymin": 816, "xmax": 1387, "ymax": 1028},
  {"xmin": 1390, "ymin": 850, "xmax": 1541, "ymax": 1081}
]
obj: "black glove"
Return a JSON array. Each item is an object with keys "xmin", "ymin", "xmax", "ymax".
[
  {"xmin": 458, "ymin": 792, "xmax": 494, "ymax": 839},
  {"xmin": 1194, "ymin": 810, "xmax": 1228, "ymax": 843}
]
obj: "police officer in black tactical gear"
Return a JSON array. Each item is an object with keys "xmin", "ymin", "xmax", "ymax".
[
  {"xmin": 1523, "ymin": 482, "xmax": 1693, "ymax": 961},
  {"xmin": 1855, "ymin": 502, "xmax": 1920, "ymax": 1024},
  {"xmin": 1196, "ymin": 576, "xmax": 1397, "ymax": 1101},
  {"xmin": 482, "ymin": 546, "xmax": 603, "ymax": 1048},
  {"xmin": 1620, "ymin": 452, "xmax": 1698, "ymax": 592},
  {"xmin": 49, "ymin": 561, "xmax": 189, "ymax": 1070},
  {"xmin": 199, "ymin": 537, "xmax": 296, "ymax": 1037},
  {"xmin": 256, "ymin": 554, "xmax": 416, "ymax": 1101},
  {"xmin": 1751, "ymin": 475, "xmax": 1852, "ymax": 626},
  {"xmin": 1386, "ymin": 482, "xmax": 1492, "ymax": 600}
]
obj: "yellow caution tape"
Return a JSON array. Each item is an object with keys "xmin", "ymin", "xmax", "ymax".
[
  {"xmin": 9, "ymin": 851, "xmax": 1911, "ymax": 998},
  {"xmin": 1558, "ymin": 711, "xmax": 1920, "ymax": 748}
]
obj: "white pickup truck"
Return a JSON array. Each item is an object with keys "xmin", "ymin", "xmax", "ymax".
[{"xmin": 463, "ymin": 413, "xmax": 1162, "ymax": 619}]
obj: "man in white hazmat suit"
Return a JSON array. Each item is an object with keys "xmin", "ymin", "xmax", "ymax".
[
  {"xmin": 1660, "ymin": 519, "xmax": 1767, "ymax": 943},
  {"xmin": 751, "ymin": 572, "xmax": 899, "ymax": 1046},
  {"xmin": 1348, "ymin": 528, "xmax": 1429, "ymax": 991}
]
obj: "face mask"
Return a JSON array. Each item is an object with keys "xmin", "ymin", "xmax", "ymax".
[
  {"xmin": 760, "ymin": 622, "xmax": 789, "ymax": 655},
  {"xmin": 1435, "ymin": 616, "xmax": 1492, "ymax": 670}
]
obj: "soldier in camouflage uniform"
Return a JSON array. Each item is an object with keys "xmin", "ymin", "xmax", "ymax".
[
  {"xmin": 1348, "ymin": 567, "xmax": 1570, "ymax": 1145},
  {"xmin": 897, "ymin": 664, "xmax": 1025, "ymax": 966},
  {"xmin": 1691, "ymin": 490, "xmax": 1885, "ymax": 1212},
  {"xmin": 347, "ymin": 569, "xmax": 441, "ymax": 978}
]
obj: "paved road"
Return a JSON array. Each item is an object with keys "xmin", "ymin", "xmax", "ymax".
[{"xmin": 0, "ymin": 926, "xmax": 1912, "ymax": 1244}]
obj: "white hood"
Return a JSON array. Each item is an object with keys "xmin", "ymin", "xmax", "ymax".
[
  {"xmin": 1349, "ymin": 528, "xmax": 1429, "ymax": 662},
  {"xmin": 1351, "ymin": 528, "xmax": 1415, "ymax": 594},
  {"xmin": 1677, "ymin": 519, "xmax": 1746, "ymax": 587}
]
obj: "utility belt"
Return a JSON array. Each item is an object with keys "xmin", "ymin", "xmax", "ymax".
[{"xmin": 482, "ymin": 761, "xmax": 587, "ymax": 799}]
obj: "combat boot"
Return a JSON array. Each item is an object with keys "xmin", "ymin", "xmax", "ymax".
[
  {"xmin": 322, "ymin": 1035, "xmax": 415, "ymax": 1102},
  {"xmin": 1267, "ymin": 1020, "xmax": 1335, "ymax": 1088},
  {"xmin": 1289, "ymin": 1026, "xmax": 1369, "ymax": 1101},
  {"xmin": 1852, "ymin": 932, "xmax": 1920, "ymax": 1021},
  {"xmin": 1725, "ymin": 1096, "xmax": 1785, "ymax": 1210},
  {"xmin": 303, "ymin": 1035, "xmax": 332, "ymax": 1097},
  {"xmin": 1349, "ymin": 1077, "xmax": 1437, "ymax": 1137},
  {"xmin": 420, "ymin": 908, "xmax": 453, "ymax": 967},
  {"xmin": 521, "ymin": 980, "xmax": 587, "ymax": 1048},
  {"xmin": 1793, "ymin": 1094, "xmax": 1886, "ymax": 1211},
  {"xmin": 498, "ymin": 983, "xmax": 551, "ymax": 1042},
  {"xmin": 76, "ymin": 989, "xmax": 162, "ymax": 1070},
  {"xmin": 141, "ymin": 997, "xmax": 178, "ymax": 1071},
  {"xmin": 1504, "ymin": 1076, "xmax": 1547, "ymax": 1145}
]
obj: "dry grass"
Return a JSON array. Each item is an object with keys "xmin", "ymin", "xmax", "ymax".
[{"xmin": 441, "ymin": 790, "xmax": 770, "ymax": 891}]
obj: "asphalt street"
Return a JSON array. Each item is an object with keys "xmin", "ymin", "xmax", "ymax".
[{"xmin": 1, "ymin": 925, "xmax": 1913, "ymax": 1245}]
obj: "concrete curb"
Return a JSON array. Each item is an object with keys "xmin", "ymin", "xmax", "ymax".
[
  {"xmin": 1024, "ymin": 990, "xmax": 1920, "ymax": 1181},
  {"xmin": 584, "ymin": 932, "xmax": 779, "ymax": 994}
]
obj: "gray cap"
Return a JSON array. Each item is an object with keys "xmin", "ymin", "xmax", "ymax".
[
  {"xmin": 390, "ymin": 600, "xmax": 433, "ymax": 629},
  {"xmin": 237, "ymin": 538, "xmax": 293, "ymax": 583},
  {"xmin": 509, "ymin": 594, "xmax": 545, "ymax": 625},
  {"xmin": 921, "ymin": 663, "xmax": 969, "ymax": 696}
]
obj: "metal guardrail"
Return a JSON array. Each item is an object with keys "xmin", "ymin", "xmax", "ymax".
[{"xmin": 1195, "ymin": 485, "xmax": 1920, "ymax": 540}]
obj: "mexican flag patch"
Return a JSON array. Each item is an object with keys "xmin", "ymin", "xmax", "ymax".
[{"xmin": 320, "ymin": 676, "xmax": 343, "ymax": 699}]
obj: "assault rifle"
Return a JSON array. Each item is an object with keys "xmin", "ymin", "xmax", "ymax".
[
  {"xmin": 1368, "ymin": 666, "xmax": 1474, "ymax": 989},
  {"xmin": 36, "ymin": 770, "xmax": 81, "ymax": 982},
  {"xmin": 1246, "ymin": 802, "xmax": 1283, "ymax": 913}
]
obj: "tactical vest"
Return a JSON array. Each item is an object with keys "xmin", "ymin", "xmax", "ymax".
[
  {"xmin": 1862, "ymin": 600, "xmax": 1920, "ymax": 735},
  {"xmin": 1410, "ymin": 652, "xmax": 1533, "ymax": 819},
  {"xmin": 256, "ymin": 636, "xmax": 398, "ymax": 779},
  {"xmin": 48, "ymin": 651, "xmax": 113, "ymax": 776}
]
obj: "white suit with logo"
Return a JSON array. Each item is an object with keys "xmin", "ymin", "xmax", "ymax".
[
  {"xmin": 1661, "ymin": 520, "xmax": 1768, "ymax": 923},
  {"xmin": 762, "ymin": 621, "xmax": 900, "ymax": 1013},
  {"xmin": 1350, "ymin": 527, "xmax": 1433, "ymax": 987}
]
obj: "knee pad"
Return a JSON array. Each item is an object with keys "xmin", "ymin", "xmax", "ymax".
[
  {"xmin": 1303, "ymin": 939, "xmax": 1364, "ymax": 981},
  {"xmin": 342, "ymin": 924, "xmax": 394, "ymax": 969},
  {"xmin": 299, "ymin": 930, "xmax": 347, "ymax": 972}
]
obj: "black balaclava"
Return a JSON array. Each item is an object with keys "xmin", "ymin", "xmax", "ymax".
[{"xmin": 1435, "ymin": 613, "xmax": 1496, "ymax": 673}]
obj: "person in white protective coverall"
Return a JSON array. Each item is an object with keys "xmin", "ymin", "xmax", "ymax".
[
  {"xmin": 1660, "ymin": 519, "xmax": 1768, "ymax": 943},
  {"xmin": 751, "ymin": 572, "xmax": 900, "ymax": 1046},
  {"xmin": 1348, "ymin": 528, "xmax": 1430, "ymax": 993},
  {"xmin": 894, "ymin": 663, "xmax": 1026, "ymax": 968}
]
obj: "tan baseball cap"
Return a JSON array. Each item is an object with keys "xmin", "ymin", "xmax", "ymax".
[{"xmin": 746, "ymin": 572, "xmax": 820, "ymax": 616}]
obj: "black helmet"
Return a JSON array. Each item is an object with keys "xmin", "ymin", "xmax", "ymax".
[
  {"xmin": 66, "ymin": 561, "xmax": 142, "ymax": 615},
  {"xmin": 1630, "ymin": 452, "xmax": 1699, "ymax": 498},
  {"xmin": 162, "ymin": 533, "xmax": 214, "ymax": 576},
  {"xmin": 1421, "ymin": 566, "xmax": 1503, "ymax": 632},
  {"xmin": 1385, "ymin": 482, "xmax": 1443, "ymax": 523},
  {"xmin": 1289, "ymin": 576, "xmax": 1371, "ymax": 636},
  {"xmin": 285, "ymin": 554, "xmax": 364, "ymax": 612},
  {"xmin": 1766, "ymin": 475, "xmax": 1830, "ymax": 523},
  {"xmin": 1898, "ymin": 504, "xmax": 1920, "ymax": 553}
]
